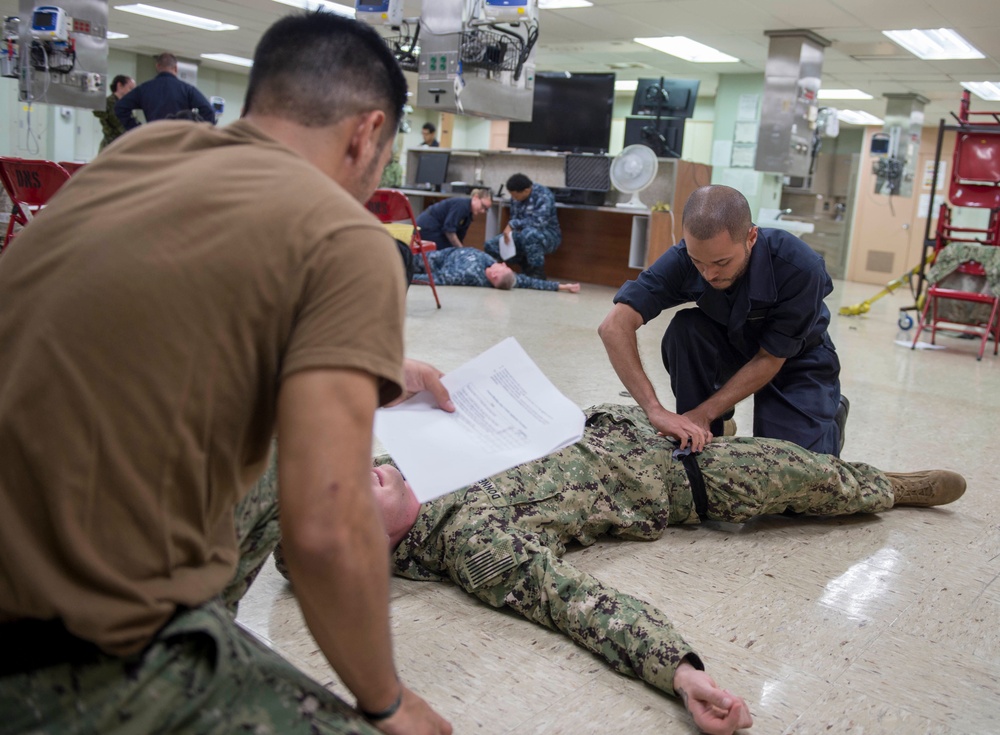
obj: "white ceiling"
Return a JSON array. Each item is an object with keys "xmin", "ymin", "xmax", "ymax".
[{"xmin": 4, "ymin": 0, "xmax": 999, "ymax": 123}]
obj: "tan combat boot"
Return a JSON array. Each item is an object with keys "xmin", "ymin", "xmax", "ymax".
[{"xmin": 886, "ymin": 470, "xmax": 967, "ymax": 507}]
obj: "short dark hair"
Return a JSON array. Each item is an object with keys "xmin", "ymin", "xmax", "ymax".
[
  {"xmin": 506, "ymin": 173, "xmax": 532, "ymax": 193},
  {"xmin": 110, "ymin": 75, "xmax": 132, "ymax": 93},
  {"xmin": 682, "ymin": 185, "xmax": 752, "ymax": 242},
  {"xmin": 422, "ymin": 122, "xmax": 436, "ymax": 134},
  {"xmin": 154, "ymin": 53, "xmax": 178, "ymax": 70},
  {"xmin": 243, "ymin": 11, "xmax": 407, "ymax": 135}
]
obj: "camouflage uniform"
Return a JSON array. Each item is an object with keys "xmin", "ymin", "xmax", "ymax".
[
  {"xmin": 484, "ymin": 183, "xmax": 561, "ymax": 278},
  {"xmin": 413, "ymin": 247, "xmax": 558, "ymax": 291},
  {"xmin": 1, "ymin": 443, "xmax": 383, "ymax": 735},
  {"xmin": 390, "ymin": 404, "xmax": 893, "ymax": 697},
  {"xmin": 92, "ymin": 94, "xmax": 130, "ymax": 150}
]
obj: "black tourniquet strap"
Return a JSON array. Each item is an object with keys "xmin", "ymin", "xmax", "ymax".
[{"xmin": 679, "ymin": 452, "xmax": 709, "ymax": 521}]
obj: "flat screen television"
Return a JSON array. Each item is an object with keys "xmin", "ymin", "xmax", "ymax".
[
  {"xmin": 631, "ymin": 78, "xmax": 700, "ymax": 119},
  {"xmin": 507, "ymin": 72, "xmax": 615, "ymax": 154},
  {"xmin": 624, "ymin": 117, "xmax": 685, "ymax": 159},
  {"xmin": 412, "ymin": 151, "xmax": 451, "ymax": 190}
]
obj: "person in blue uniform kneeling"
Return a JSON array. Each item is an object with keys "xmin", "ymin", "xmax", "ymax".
[{"xmin": 598, "ymin": 184, "xmax": 848, "ymax": 456}]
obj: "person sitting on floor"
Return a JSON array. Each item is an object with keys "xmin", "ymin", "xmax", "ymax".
[
  {"xmin": 415, "ymin": 189, "xmax": 493, "ymax": 249},
  {"xmin": 241, "ymin": 404, "xmax": 965, "ymax": 735},
  {"xmin": 414, "ymin": 246, "xmax": 580, "ymax": 293}
]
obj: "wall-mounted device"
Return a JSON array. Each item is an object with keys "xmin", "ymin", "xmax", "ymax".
[
  {"xmin": 483, "ymin": 0, "xmax": 537, "ymax": 23},
  {"xmin": 1, "ymin": 16, "xmax": 20, "ymax": 78},
  {"xmin": 355, "ymin": 1, "xmax": 403, "ymax": 26},
  {"xmin": 872, "ymin": 94, "xmax": 927, "ymax": 197},
  {"xmin": 210, "ymin": 95, "xmax": 225, "ymax": 115},
  {"xmin": 415, "ymin": 0, "xmax": 537, "ymax": 121},
  {"xmin": 8, "ymin": 0, "xmax": 109, "ymax": 110},
  {"xmin": 756, "ymin": 29, "xmax": 830, "ymax": 177},
  {"xmin": 31, "ymin": 5, "xmax": 68, "ymax": 41}
]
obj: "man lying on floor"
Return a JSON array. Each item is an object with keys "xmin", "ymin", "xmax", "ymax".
[
  {"xmin": 413, "ymin": 246, "xmax": 580, "ymax": 292},
  {"xmin": 237, "ymin": 404, "xmax": 965, "ymax": 735}
]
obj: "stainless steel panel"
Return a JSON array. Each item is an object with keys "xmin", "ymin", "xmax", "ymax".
[{"xmin": 17, "ymin": 0, "xmax": 108, "ymax": 110}]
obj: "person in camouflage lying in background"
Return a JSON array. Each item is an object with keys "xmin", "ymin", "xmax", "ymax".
[{"xmin": 237, "ymin": 404, "xmax": 965, "ymax": 735}]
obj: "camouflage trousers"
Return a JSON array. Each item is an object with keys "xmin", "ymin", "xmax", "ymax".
[
  {"xmin": 484, "ymin": 226, "xmax": 560, "ymax": 276},
  {"xmin": 601, "ymin": 403, "xmax": 895, "ymax": 524},
  {"xmin": 0, "ymin": 445, "xmax": 382, "ymax": 735}
]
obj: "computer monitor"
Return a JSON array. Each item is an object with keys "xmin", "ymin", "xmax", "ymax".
[
  {"xmin": 623, "ymin": 117, "xmax": 685, "ymax": 159},
  {"xmin": 631, "ymin": 78, "xmax": 700, "ymax": 119},
  {"xmin": 412, "ymin": 151, "xmax": 451, "ymax": 191}
]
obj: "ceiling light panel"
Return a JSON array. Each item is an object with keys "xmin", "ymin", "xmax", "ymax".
[
  {"xmin": 882, "ymin": 28, "xmax": 984, "ymax": 60},
  {"xmin": 270, "ymin": 0, "xmax": 356, "ymax": 16},
  {"xmin": 634, "ymin": 37, "xmax": 739, "ymax": 63},
  {"xmin": 115, "ymin": 4, "xmax": 237, "ymax": 31},
  {"xmin": 202, "ymin": 53, "xmax": 254, "ymax": 68},
  {"xmin": 837, "ymin": 110, "xmax": 885, "ymax": 125},
  {"xmin": 961, "ymin": 81, "xmax": 1000, "ymax": 101},
  {"xmin": 818, "ymin": 89, "xmax": 873, "ymax": 100}
]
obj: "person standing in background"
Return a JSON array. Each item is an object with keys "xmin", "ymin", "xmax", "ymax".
[
  {"xmin": 93, "ymin": 74, "xmax": 135, "ymax": 150},
  {"xmin": 421, "ymin": 122, "xmax": 440, "ymax": 147},
  {"xmin": 115, "ymin": 53, "xmax": 216, "ymax": 131}
]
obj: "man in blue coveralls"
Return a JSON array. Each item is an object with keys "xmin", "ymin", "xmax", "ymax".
[{"xmin": 598, "ymin": 185, "xmax": 848, "ymax": 456}]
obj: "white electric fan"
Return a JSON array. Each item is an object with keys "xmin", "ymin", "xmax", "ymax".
[{"xmin": 610, "ymin": 144, "xmax": 659, "ymax": 209}]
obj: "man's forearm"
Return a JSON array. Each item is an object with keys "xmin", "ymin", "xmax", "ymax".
[
  {"xmin": 445, "ymin": 231, "xmax": 464, "ymax": 248},
  {"xmin": 598, "ymin": 304, "xmax": 664, "ymax": 415},
  {"xmin": 697, "ymin": 347, "xmax": 785, "ymax": 421},
  {"xmin": 471, "ymin": 545, "xmax": 698, "ymax": 698},
  {"xmin": 285, "ymin": 495, "xmax": 399, "ymax": 711},
  {"xmin": 278, "ymin": 369, "xmax": 401, "ymax": 713}
]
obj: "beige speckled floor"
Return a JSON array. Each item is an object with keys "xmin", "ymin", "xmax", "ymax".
[{"xmin": 238, "ymin": 276, "xmax": 999, "ymax": 735}]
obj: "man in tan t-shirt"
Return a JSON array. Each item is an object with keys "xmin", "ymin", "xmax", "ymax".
[{"xmin": 0, "ymin": 12, "xmax": 450, "ymax": 735}]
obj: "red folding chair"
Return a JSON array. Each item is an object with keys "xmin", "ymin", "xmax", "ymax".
[
  {"xmin": 949, "ymin": 131, "xmax": 1000, "ymax": 209},
  {"xmin": 0, "ymin": 157, "xmax": 71, "ymax": 252},
  {"xmin": 365, "ymin": 188, "xmax": 441, "ymax": 309},
  {"xmin": 58, "ymin": 161, "xmax": 86, "ymax": 175}
]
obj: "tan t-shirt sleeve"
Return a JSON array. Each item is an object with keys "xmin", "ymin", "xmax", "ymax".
[{"xmin": 281, "ymin": 222, "xmax": 407, "ymax": 405}]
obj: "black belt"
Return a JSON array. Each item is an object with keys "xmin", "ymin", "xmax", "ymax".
[
  {"xmin": 674, "ymin": 448, "xmax": 709, "ymax": 521},
  {"xmin": 0, "ymin": 618, "xmax": 103, "ymax": 676}
]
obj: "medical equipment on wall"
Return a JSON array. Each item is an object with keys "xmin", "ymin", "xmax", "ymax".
[
  {"xmin": 356, "ymin": 1, "xmax": 404, "ymax": 26},
  {"xmin": 29, "ymin": 6, "xmax": 76, "ymax": 75},
  {"xmin": 871, "ymin": 131, "xmax": 905, "ymax": 195},
  {"xmin": 210, "ymin": 96, "xmax": 225, "ymax": 116},
  {"xmin": 872, "ymin": 94, "xmax": 927, "ymax": 198},
  {"xmin": 5, "ymin": 1, "xmax": 109, "ymax": 110},
  {"xmin": 356, "ymin": 0, "xmax": 538, "ymax": 121},
  {"xmin": 1, "ymin": 16, "xmax": 20, "ymax": 78}
]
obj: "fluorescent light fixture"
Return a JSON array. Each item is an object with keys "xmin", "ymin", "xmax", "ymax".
[
  {"xmin": 836, "ymin": 110, "xmax": 884, "ymax": 126},
  {"xmin": 634, "ymin": 36, "xmax": 739, "ymax": 63},
  {"xmin": 202, "ymin": 53, "xmax": 253, "ymax": 68},
  {"xmin": 539, "ymin": 0, "xmax": 593, "ymax": 8},
  {"xmin": 961, "ymin": 81, "xmax": 1000, "ymax": 101},
  {"xmin": 106, "ymin": 31, "xmax": 129, "ymax": 39},
  {"xmin": 270, "ymin": 0, "xmax": 356, "ymax": 16},
  {"xmin": 882, "ymin": 28, "xmax": 984, "ymax": 60},
  {"xmin": 615, "ymin": 80, "xmax": 638, "ymax": 92},
  {"xmin": 115, "ymin": 4, "xmax": 237, "ymax": 31},
  {"xmin": 818, "ymin": 88, "xmax": 873, "ymax": 100}
]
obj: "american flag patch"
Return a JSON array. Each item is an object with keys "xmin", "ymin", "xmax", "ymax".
[{"xmin": 463, "ymin": 540, "xmax": 517, "ymax": 589}]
